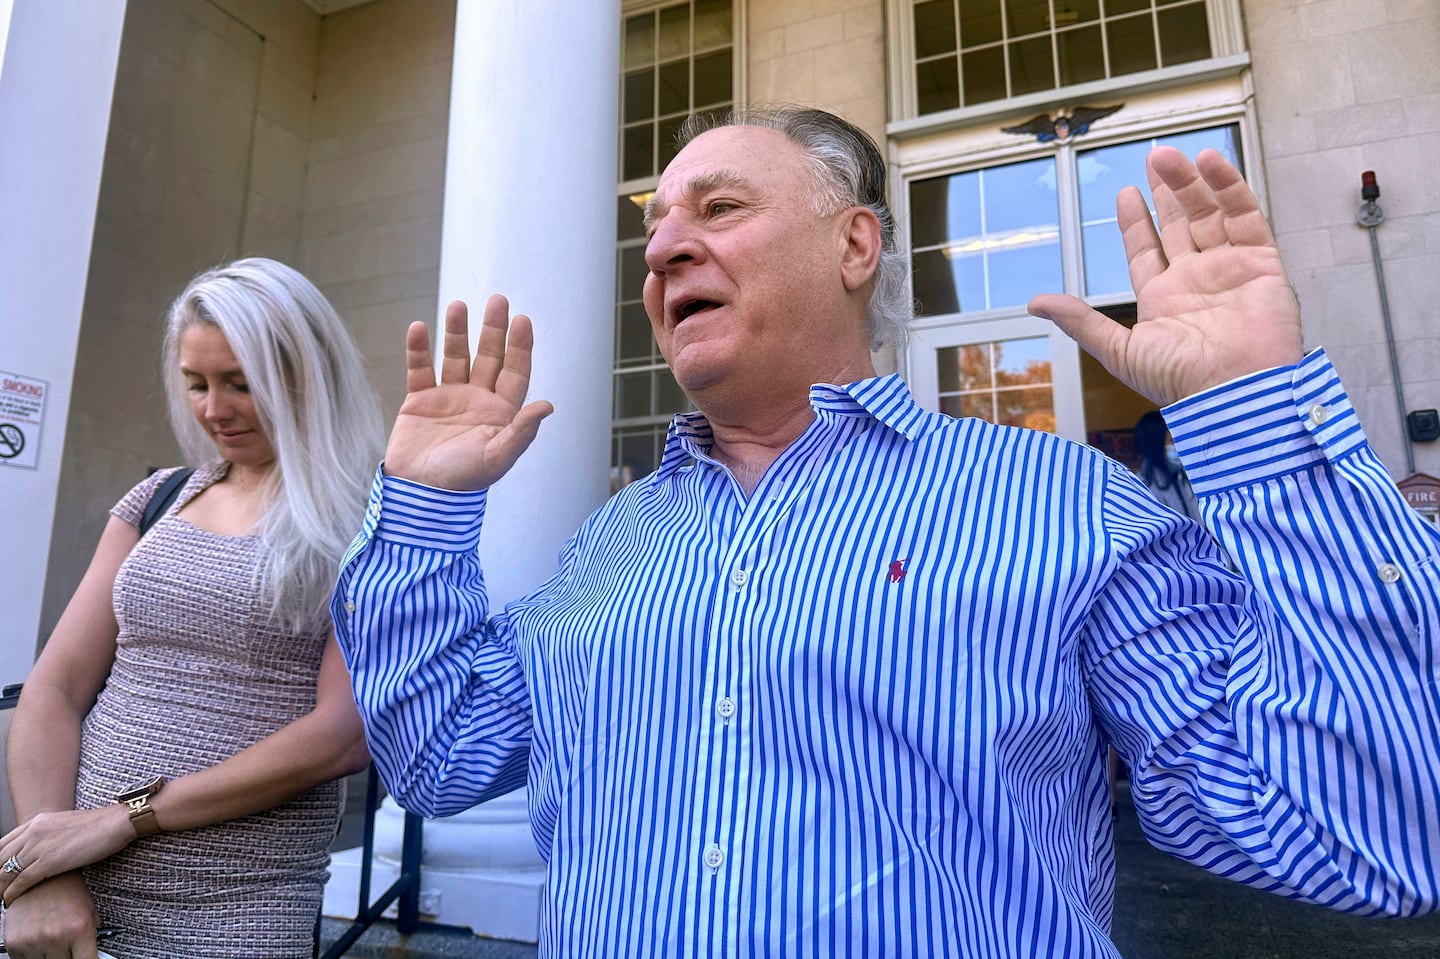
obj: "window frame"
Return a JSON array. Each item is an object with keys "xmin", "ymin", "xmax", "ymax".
[
  {"xmin": 893, "ymin": 75, "xmax": 1263, "ymax": 441},
  {"xmin": 611, "ymin": 0, "xmax": 744, "ymax": 489},
  {"xmin": 886, "ymin": 0, "xmax": 1248, "ymax": 135}
]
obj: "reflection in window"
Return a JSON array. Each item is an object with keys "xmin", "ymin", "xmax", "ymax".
[
  {"xmin": 621, "ymin": 0, "xmax": 734, "ymax": 181},
  {"xmin": 910, "ymin": 0, "xmax": 1213, "ymax": 115},
  {"xmin": 909, "ymin": 156, "xmax": 1062, "ymax": 316},
  {"xmin": 1079, "ymin": 124, "xmax": 1241, "ymax": 297},
  {"xmin": 937, "ymin": 336, "xmax": 1056, "ymax": 432}
]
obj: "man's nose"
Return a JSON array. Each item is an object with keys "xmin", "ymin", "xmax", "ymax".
[{"xmin": 644, "ymin": 211, "xmax": 703, "ymax": 274}]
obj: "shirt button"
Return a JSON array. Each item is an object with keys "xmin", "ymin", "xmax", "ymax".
[
  {"xmin": 729, "ymin": 568, "xmax": 748, "ymax": 588},
  {"xmin": 1378, "ymin": 562, "xmax": 1402, "ymax": 584},
  {"xmin": 1308, "ymin": 404, "xmax": 1329, "ymax": 425},
  {"xmin": 367, "ymin": 504, "xmax": 381, "ymax": 519},
  {"xmin": 716, "ymin": 696, "xmax": 736, "ymax": 720},
  {"xmin": 344, "ymin": 600, "xmax": 356, "ymax": 614},
  {"xmin": 703, "ymin": 844, "xmax": 725, "ymax": 869}
]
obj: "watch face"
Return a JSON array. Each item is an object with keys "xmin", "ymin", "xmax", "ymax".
[{"xmin": 117, "ymin": 774, "xmax": 164, "ymax": 802}]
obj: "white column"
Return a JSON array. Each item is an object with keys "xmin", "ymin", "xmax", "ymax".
[
  {"xmin": 325, "ymin": 2, "xmax": 619, "ymax": 942},
  {"xmin": 439, "ymin": 1, "xmax": 618, "ymax": 599},
  {"xmin": 0, "ymin": 1, "xmax": 127, "ymax": 686}
]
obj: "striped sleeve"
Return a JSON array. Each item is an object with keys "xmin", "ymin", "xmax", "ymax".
[
  {"xmin": 331, "ymin": 467, "xmax": 533, "ymax": 817},
  {"xmin": 1086, "ymin": 348, "xmax": 1440, "ymax": 916}
]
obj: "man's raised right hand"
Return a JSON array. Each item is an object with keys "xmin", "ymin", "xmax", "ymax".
[{"xmin": 383, "ymin": 295, "xmax": 554, "ymax": 491}]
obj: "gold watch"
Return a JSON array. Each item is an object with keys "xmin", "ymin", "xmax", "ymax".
[{"xmin": 116, "ymin": 775, "xmax": 165, "ymax": 837}]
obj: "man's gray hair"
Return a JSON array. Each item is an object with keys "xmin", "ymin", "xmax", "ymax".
[{"xmin": 677, "ymin": 106, "xmax": 912, "ymax": 350}]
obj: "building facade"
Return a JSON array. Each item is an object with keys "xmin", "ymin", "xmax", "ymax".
[{"xmin": 2, "ymin": 0, "xmax": 1437, "ymax": 939}]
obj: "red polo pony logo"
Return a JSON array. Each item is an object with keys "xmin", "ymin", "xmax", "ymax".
[{"xmin": 887, "ymin": 559, "xmax": 910, "ymax": 583}]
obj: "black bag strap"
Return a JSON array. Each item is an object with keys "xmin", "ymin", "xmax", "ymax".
[{"xmin": 139, "ymin": 468, "xmax": 194, "ymax": 537}]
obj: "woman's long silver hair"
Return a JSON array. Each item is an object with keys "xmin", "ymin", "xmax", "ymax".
[{"xmin": 163, "ymin": 257, "xmax": 385, "ymax": 630}]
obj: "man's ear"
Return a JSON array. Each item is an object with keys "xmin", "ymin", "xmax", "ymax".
[{"xmin": 838, "ymin": 206, "xmax": 883, "ymax": 293}]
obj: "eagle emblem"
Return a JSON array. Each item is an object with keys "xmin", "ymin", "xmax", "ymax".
[{"xmin": 1000, "ymin": 104, "xmax": 1123, "ymax": 143}]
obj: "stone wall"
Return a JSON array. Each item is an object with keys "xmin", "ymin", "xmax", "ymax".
[
  {"xmin": 38, "ymin": 0, "xmax": 453, "ymax": 645},
  {"xmin": 1247, "ymin": 0, "xmax": 1440, "ymax": 477}
]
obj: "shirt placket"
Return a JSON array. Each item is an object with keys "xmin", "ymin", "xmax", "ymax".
[{"xmin": 691, "ymin": 416, "xmax": 853, "ymax": 957}]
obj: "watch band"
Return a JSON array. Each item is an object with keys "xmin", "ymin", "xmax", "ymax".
[{"xmin": 126, "ymin": 795, "xmax": 161, "ymax": 837}]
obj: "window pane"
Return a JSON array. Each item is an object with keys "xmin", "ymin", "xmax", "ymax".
[
  {"xmin": 622, "ymin": 124, "xmax": 654, "ymax": 181},
  {"xmin": 917, "ymin": 55, "xmax": 960, "ymax": 115},
  {"xmin": 658, "ymin": 4, "xmax": 689, "ymax": 60},
  {"xmin": 693, "ymin": 50, "xmax": 731, "ymax": 107},
  {"xmin": 658, "ymin": 60, "xmax": 689, "ymax": 116},
  {"xmin": 1158, "ymin": 2, "xmax": 1212, "ymax": 66},
  {"xmin": 1107, "ymin": 0, "xmax": 1150, "ymax": 14},
  {"xmin": 617, "ymin": 194, "xmax": 647, "ymax": 241},
  {"xmin": 992, "ymin": 336, "xmax": 1050, "ymax": 386},
  {"xmin": 1077, "ymin": 140, "xmax": 1149, "ymax": 221},
  {"xmin": 909, "ymin": 172, "xmax": 982, "ymax": 248},
  {"xmin": 616, "ymin": 371, "xmax": 652, "ymax": 419},
  {"xmin": 997, "ymin": 386, "xmax": 1054, "ymax": 430},
  {"xmin": 912, "ymin": 248, "xmax": 971, "ymax": 316},
  {"xmin": 1082, "ymin": 221, "xmax": 1130, "ymax": 297},
  {"xmin": 961, "ymin": 45, "xmax": 1006, "ymax": 105},
  {"xmin": 987, "ymin": 243, "xmax": 1062, "ymax": 309},
  {"xmin": 658, "ymin": 113, "xmax": 688, "ymax": 169},
  {"xmin": 936, "ymin": 345, "xmax": 961, "ymax": 392},
  {"xmin": 1057, "ymin": 24, "xmax": 1105, "ymax": 85},
  {"xmin": 1062, "ymin": 0, "xmax": 1100, "ymax": 24},
  {"xmin": 1008, "ymin": 34, "xmax": 1054, "ymax": 96},
  {"xmin": 617, "ymin": 301, "xmax": 654, "ymax": 363},
  {"xmin": 619, "ymin": 245, "xmax": 650, "ymax": 302},
  {"xmin": 624, "ymin": 70, "xmax": 654, "ymax": 124},
  {"xmin": 624, "ymin": 13, "xmax": 655, "ymax": 69},
  {"xmin": 694, "ymin": 0, "xmax": 732, "ymax": 48},
  {"xmin": 949, "ymin": 344, "xmax": 993, "ymax": 391},
  {"xmin": 1162, "ymin": 125, "xmax": 1240, "ymax": 167},
  {"xmin": 982, "ymin": 157, "xmax": 1056, "ymax": 236},
  {"xmin": 1107, "ymin": 13, "xmax": 1157, "ymax": 74},
  {"xmin": 655, "ymin": 368, "xmax": 689, "ymax": 414},
  {"xmin": 1004, "ymin": 0, "xmax": 1049, "ymax": 37},
  {"xmin": 615, "ymin": 428, "xmax": 663, "ymax": 487},
  {"xmin": 953, "ymin": 393, "xmax": 995, "ymax": 420},
  {"xmin": 910, "ymin": 157, "xmax": 1058, "ymax": 315},
  {"xmin": 914, "ymin": 0, "xmax": 957, "ymax": 58},
  {"xmin": 959, "ymin": 0, "xmax": 1003, "ymax": 47}
]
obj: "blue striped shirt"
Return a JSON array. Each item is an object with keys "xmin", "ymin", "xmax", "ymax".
[{"xmin": 334, "ymin": 349, "xmax": 1440, "ymax": 957}]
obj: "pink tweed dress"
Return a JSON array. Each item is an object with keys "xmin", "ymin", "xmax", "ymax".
[{"xmin": 71, "ymin": 463, "xmax": 343, "ymax": 958}]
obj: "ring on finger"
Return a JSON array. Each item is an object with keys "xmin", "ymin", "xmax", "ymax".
[{"xmin": 1, "ymin": 854, "xmax": 23, "ymax": 874}]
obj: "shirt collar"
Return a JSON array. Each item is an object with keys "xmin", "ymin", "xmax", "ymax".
[{"xmin": 651, "ymin": 374, "xmax": 934, "ymax": 483}]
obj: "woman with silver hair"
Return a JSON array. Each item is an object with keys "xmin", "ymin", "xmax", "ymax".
[{"xmin": 0, "ymin": 258, "xmax": 385, "ymax": 958}]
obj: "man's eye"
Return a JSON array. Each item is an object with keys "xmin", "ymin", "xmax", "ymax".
[
  {"xmin": 706, "ymin": 201, "xmax": 735, "ymax": 217},
  {"xmin": 187, "ymin": 383, "xmax": 206, "ymax": 393}
]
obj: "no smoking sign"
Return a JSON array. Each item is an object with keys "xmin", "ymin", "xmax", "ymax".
[{"xmin": 0, "ymin": 372, "xmax": 48, "ymax": 470}]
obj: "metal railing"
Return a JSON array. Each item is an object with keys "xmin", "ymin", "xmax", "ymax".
[{"xmin": 320, "ymin": 765, "xmax": 424, "ymax": 957}]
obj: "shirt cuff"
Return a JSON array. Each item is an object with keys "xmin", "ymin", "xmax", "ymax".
[
  {"xmin": 1162, "ymin": 348, "xmax": 1367, "ymax": 495},
  {"xmin": 363, "ymin": 464, "xmax": 490, "ymax": 551}
]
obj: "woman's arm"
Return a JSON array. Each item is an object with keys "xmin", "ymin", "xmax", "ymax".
[
  {"xmin": 0, "ymin": 635, "xmax": 369, "ymax": 904},
  {"xmin": 3, "ymin": 515, "xmax": 135, "ymax": 953},
  {"xmin": 8, "ymin": 517, "xmax": 133, "ymax": 820}
]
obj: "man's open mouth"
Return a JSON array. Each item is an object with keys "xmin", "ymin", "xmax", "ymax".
[{"xmin": 676, "ymin": 299, "xmax": 720, "ymax": 322}]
